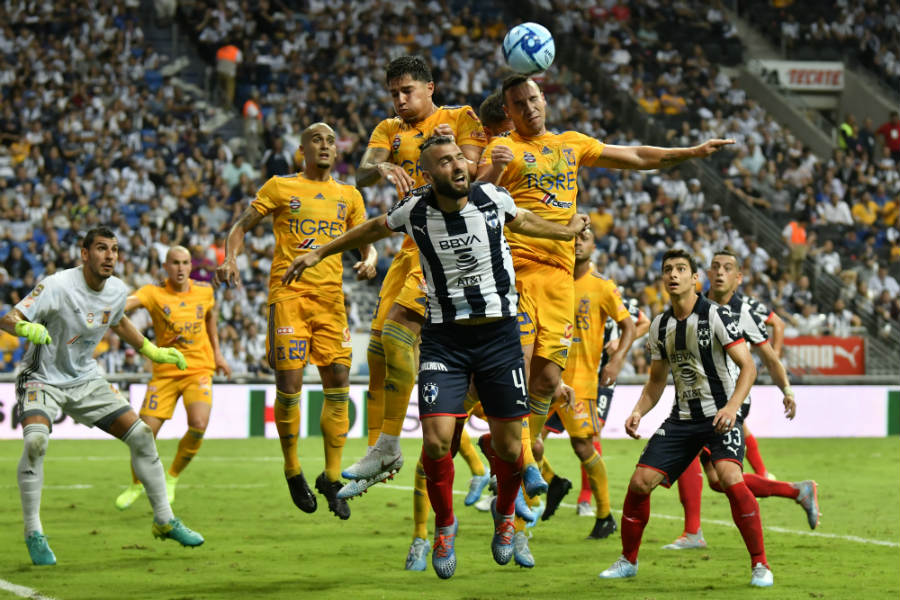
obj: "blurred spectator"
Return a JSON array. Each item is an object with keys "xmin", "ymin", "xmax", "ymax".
[
  {"xmin": 825, "ymin": 298, "xmax": 861, "ymax": 337},
  {"xmin": 782, "ymin": 213, "xmax": 810, "ymax": 281},
  {"xmin": 868, "ymin": 265, "xmax": 900, "ymax": 297},
  {"xmin": 811, "ymin": 239, "xmax": 842, "ymax": 275},
  {"xmin": 877, "ymin": 111, "xmax": 900, "ymax": 162}
]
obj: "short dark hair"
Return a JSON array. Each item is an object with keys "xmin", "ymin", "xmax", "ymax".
[
  {"xmin": 418, "ymin": 135, "xmax": 456, "ymax": 168},
  {"xmin": 713, "ymin": 246, "xmax": 740, "ymax": 267},
  {"xmin": 82, "ymin": 226, "xmax": 117, "ymax": 249},
  {"xmin": 662, "ymin": 248, "xmax": 697, "ymax": 274},
  {"xmin": 501, "ymin": 74, "xmax": 534, "ymax": 104},
  {"xmin": 385, "ymin": 55, "xmax": 432, "ymax": 84},
  {"xmin": 479, "ymin": 91, "xmax": 507, "ymax": 129}
]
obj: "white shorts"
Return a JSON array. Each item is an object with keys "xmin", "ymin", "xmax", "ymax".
[{"xmin": 18, "ymin": 378, "xmax": 132, "ymax": 432}]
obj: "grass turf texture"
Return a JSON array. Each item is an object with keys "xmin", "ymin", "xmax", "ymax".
[{"xmin": 1, "ymin": 437, "xmax": 897, "ymax": 599}]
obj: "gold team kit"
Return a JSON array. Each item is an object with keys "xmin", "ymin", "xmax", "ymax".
[
  {"xmin": 551, "ymin": 269, "xmax": 630, "ymax": 437},
  {"xmin": 367, "ymin": 105, "xmax": 486, "ymax": 329},
  {"xmin": 251, "ymin": 174, "xmax": 366, "ymax": 371},
  {"xmin": 480, "ymin": 130, "xmax": 606, "ymax": 367},
  {"xmin": 136, "ymin": 280, "xmax": 215, "ymax": 420}
]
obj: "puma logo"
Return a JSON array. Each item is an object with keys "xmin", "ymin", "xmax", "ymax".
[
  {"xmin": 833, "ymin": 345, "xmax": 860, "ymax": 368},
  {"xmin": 412, "ymin": 224, "xmax": 427, "ymax": 237}
]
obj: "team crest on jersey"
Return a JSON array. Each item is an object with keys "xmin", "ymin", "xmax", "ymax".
[
  {"xmin": 289, "ymin": 196, "xmax": 302, "ymax": 212},
  {"xmin": 523, "ymin": 152, "xmax": 537, "ymax": 164},
  {"xmin": 342, "ymin": 327, "xmax": 352, "ymax": 348},
  {"xmin": 196, "ymin": 305, "xmax": 203, "ymax": 319},
  {"xmin": 562, "ymin": 147, "xmax": 576, "ymax": 166},
  {"xmin": 726, "ymin": 320, "xmax": 741, "ymax": 337},
  {"xmin": 102, "ymin": 310, "xmax": 111, "ymax": 324},
  {"xmin": 392, "ymin": 134, "xmax": 402, "ymax": 152},
  {"xmin": 422, "ymin": 382, "xmax": 439, "ymax": 405},
  {"xmin": 86, "ymin": 312, "xmax": 94, "ymax": 324},
  {"xmin": 484, "ymin": 209, "xmax": 500, "ymax": 229},
  {"xmin": 336, "ymin": 202, "xmax": 347, "ymax": 219},
  {"xmin": 163, "ymin": 305, "xmax": 171, "ymax": 316},
  {"xmin": 26, "ymin": 390, "xmax": 36, "ymax": 403},
  {"xmin": 697, "ymin": 319, "xmax": 711, "ymax": 348}
]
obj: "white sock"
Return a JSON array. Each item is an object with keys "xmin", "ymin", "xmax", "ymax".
[
  {"xmin": 19, "ymin": 423, "xmax": 49, "ymax": 537},
  {"xmin": 376, "ymin": 433, "xmax": 399, "ymax": 453},
  {"xmin": 122, "ymin": 420, "xmax": 174, "ymax": 524}
]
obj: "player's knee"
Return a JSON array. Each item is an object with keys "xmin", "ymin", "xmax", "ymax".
[
  {"xmin": 22, "ymin": 424, "xmax": 50, "ymax": 462},
  {"xmin": 628, "ymin": 471, "xmax": 656, "ymax": 495},
  {"xmin": 569, "ymin": 436, "xmax": 593, "ymax": 461},
  {"xmin": 493, "ymin": 436, "xmax": 521, "ymax": 463},
  {"xmin": 529, "ymin": 371, "xmax": 558, "ymax": 397},
  {"xmin": 187, "ymin": 416, "xmax": 209, "ymax": 432},
  {"xmin": 422, "ymin": 436, "xmax": 450, "ymax": 459},
  {"xmin": 124, "ymin": 420, "xmax": 156, "ymax": 455}
]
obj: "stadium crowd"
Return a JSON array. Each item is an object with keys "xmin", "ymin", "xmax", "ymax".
[{"xmin": 1, "ymin": 0, "xmax": 898, "ymax": 378}]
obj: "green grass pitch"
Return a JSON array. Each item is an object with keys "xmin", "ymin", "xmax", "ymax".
[{"xmin": 1, "ymin": 436, "xmax": 897, "ymax": 599}]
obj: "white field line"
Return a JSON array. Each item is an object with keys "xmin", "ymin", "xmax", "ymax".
[{"xmin": 0, "ymin": 578, "xmax": 58, "ymax": 600}]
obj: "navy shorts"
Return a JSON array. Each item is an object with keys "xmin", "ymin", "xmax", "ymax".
[
  {"xmin": 544, "ymin": 410, "xmax": 564, "ymax": 434},
  {"xmin": 596, "ymin": 386, "xmax": 614, "ymax": 423},
  {"xmin": 637, "ymin": 417, "xmax": 745, "ymax": 487},
  {"xmin": 418, "ymin": 317, "xmax": 529, "ymax": 421}
]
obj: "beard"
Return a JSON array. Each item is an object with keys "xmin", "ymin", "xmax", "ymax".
[{"xmin": 432, "ymin": 174, "xmax": 470, "ymax": 200}]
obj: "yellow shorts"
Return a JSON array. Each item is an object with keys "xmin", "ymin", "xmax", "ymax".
[
  {"xmin": 549, "ymin": 396, "xmax": 600, "ymax": 438},
  {"xmin": 266, "ymin": 294, "xmax": 352, "ymax": 371},
  {"xmin": 141, "ymin": 373, "xmax": 213, "ymax": 421},
  {"xmin": 514, "ymin": 258, "xmax": 574, "ymax": 368},
  {"xmin": 371, "ymin": 248, "xmax": 427, "ymax": 332}
]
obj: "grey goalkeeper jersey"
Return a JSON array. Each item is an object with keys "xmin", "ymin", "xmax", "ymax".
[{"xmin": 15, "ymin": 266, "xmax": 128, "ymax": 388}]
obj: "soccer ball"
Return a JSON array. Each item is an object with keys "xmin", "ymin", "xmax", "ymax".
[{"xmin": 502, "ymin": 22, "xmax": 555, "ymax": 75}]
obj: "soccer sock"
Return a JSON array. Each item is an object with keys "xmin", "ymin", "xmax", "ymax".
[
  {"xmin": 583, "ymin": 450, "xmax": 611, "ymax": 518},
  {"xmin": 457, "ymin": 428, "xmax": 485, "ymax": 476},
  {"xmin": 677, "ymin": 456, "xmax": 704, "ymax": 535},
  {"xmin": 274, "ymin": 389, "xmax": 302, "ymax": 478},
  {"xmin": 540, "ymin": 453, "xmax": 556, "ymax": 482},
  {"xmin": 122, "ymin": 419, "xmax": 174, "ymax": 524},
  {"xmin": 744, "ymin": 472, "xmax": 800, "ymax": 499},
  {"xmin": 724, "ymin": 481, "xmax": 768, "ymax": 568},
  {"xmin": 527, "ymin": 393, "xmax": 552, "ymax": 462},
  {"xmin": 413, "ymin": 459, "xmax": 430, "ymax": 539},
  {"xmin": 380, "ymin": 320, "xmax": 418, "ymax": 440},
  {"xmin": 520, "ymin": 417, "xmax": 537, "ymax": 467},
  {"xmin": 168, "ymin": 427, "xmax": 205, "ymax": 478},
  {"xmin": 366, "ymin": 334, "xmax": 386, "ymax": 446},
  {"xmin": 321, "ymin": 387, "xmax": 350, "ymax": 481},
  {"xmin": 19, "ymin": 423, "xmax": 49, "ymax": 536},
  {"xmin": 492, "ymin": 446, "xmax": 524, "ymax": 517},
  {"xmin": 421, "ymin": 449, "xmax": 455, "ymax": 528},
  {"xmin": 621, "ymin": 489, "xmax": 651, "ymax": 564},
  {"xmin": 744, "ymin": 432, "xmax": 768, "ymax": 475},
  {"xmin": 578, "ymin": 463, "xmax": 592, "ymax": 504}
]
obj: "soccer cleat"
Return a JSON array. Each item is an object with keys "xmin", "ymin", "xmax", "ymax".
[
  {"xmin": 25, "ymin": 532, "xmax": 56, "ymax": 566},
  {"xmin": 515, "ymin": 488, "xmax": 536, "ymax": 522},
  {"xmin": 431, "ymin": 518, "xmax": 458, "ymax": 579},
  {"xmin": 165, "ymin": 472, "xmax": 178, "ymax": 505},
  {"xmin": 522, "ymin": 464, "xmax": 548, "ymax": 497},
  {"xmin": 542, "ymin": 475, "xmax": 572, "ymax": 521},
  {"xmin": 335, "ymin": 470, "xmax": 396, "ymax": 499},
  {"xmin": 576, "ymin": 501, "xmax": 595, "ymax": 517},
  {"xmin": 152, "ymin": 517, "xmax": 204, "ymax": 547},
  {"xmin": 587, "ymin": 514, "xmax": 618, "ymax": 539},
  {"xmin": 793, "ymin": 480, "xmax": 820, "ymax": 529},
  {"xmin": 491, "ymin": 518, "xmax": 516, "ymax": 565},
  {"xmin": 474, "ymin": 494, "xmax": 494, "ymax": 512},
  {"xmin": 512, "ymin": 531, "xmax": 535, "ymax": 568},
  {"xmin": 765, "ymin": 471, "xmax": 777, "ymax": 481},
  {"xmin": 115, "ymin": 483, "xmax": 144, "ymax": 510},
  {"xmin": 464, "ymin": 470, "xmax": 492, "ymax": 506},
  {"xmin": 315, "ymin": 472, "xmax": 350, "ymax": 520},
  {"xmin": 286, "ymin": 472, "xmax": 317, "ymax": 513},
  {"xmin": 525, "ymin": 499, "xmax": 544, "ymax": 528},
  {"xmin": 405, "ymin": 537, "xmax": 430, "ymax": 571},
  {"xmin": 662, "ymin": 529, "xmax": 707, "ymax": 550},
  {"xmin": 341, "ymin": 443, "xmax": 403, "ymax": 481},
  {"xmin": 750, "ymin": 562, "xmax": 774, "ymax": 587},
  {"xmin": 598, "ymin": 555, "xmax": 638, "ymax": 579}
]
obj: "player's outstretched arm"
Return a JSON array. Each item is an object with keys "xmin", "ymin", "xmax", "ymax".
[
  {"xmin": 282, "ymin": 215, "xmax": 394, "ymax": 285},
  {"xmin": 594, "ymin": 139, "xmax": 735, "ymax": 170},
  {"xmin": 353, "ymin": 244, "xmax": 378, "ymax": 281},
  {"xmin": 357, "ymin": 147, "xmax": 415, "ymax": 196},
  {"xmin": 215, "ymin": 205, "xmax": 265, "ymax": 288},
  {"xmin": 768, "ymin": 312, "xmax": 786, "ymax": 357},
  {"xmin": 754, "ymin": 341, "xmax": 795, "ymax": 419},
  {"xmin": 625, "ymin": 358, "xmax": 668, "ymax": 439},
  {"xmin": 124, "ymin": 295, "xmax": 144, "ymax": 313},
  {"xmin": 1, "ymin": 309, "xmax": 51, "ymax": 345},
  {"xmin": 112, "ymin": 316, "xmax": 187, "ymax": 371},
  {"xmin": 475, "ymin": 144, "xmax": 514, "ymax": 184},
  {"xmin": 507, "ymin": 209, "xmax": 589, "ymax": 241},
  {"xmin": 715, "ymin": 341, "xmax": 757, "ymax": 433}
]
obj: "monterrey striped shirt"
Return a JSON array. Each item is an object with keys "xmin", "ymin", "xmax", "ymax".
[
  {"xmin": 648, "ymin": 294, "xmax": 745, "ymax": 421},
  {"xmin": 385, "ymin": 181, "xmax": 519, "ymax": 324}
]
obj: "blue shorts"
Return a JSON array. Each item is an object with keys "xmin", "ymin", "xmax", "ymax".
[
  {"xmin": 637, "ymin": 417, "xmax": 745, "ymax": 487},
  {"xmin": 418, "ymin": 317, "xmax": 529, "ymax": 421}
]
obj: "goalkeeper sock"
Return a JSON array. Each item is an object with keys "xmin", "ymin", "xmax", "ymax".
[
  {"xmin": 169, "ymin": 427, "xmax": 205, "ymax": 478},
  {"xmin": 122, "ymin": 419, "xmax": 174, "ymax": 524},
  {"xmin": 321, "ymin": 387, "xmax": 350, "ymax": 482},
  {"xmin": 19, "ymin": 423, "xmax": 49, "ymax": 536},
  {"xmin": 275, "ymin": 389, "xmax": 302, "ymax": 478}
]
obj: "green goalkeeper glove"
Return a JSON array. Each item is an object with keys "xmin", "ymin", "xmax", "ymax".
[
  {"xmin": 15, "ymin": 321, "xmax": 51, "ymax": 345},
  {"xmin": 139, "ymin": 338, "xmax": 187, "ymax": 370}
]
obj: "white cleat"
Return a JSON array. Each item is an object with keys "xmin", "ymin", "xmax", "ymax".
[
  {"xmin": 338, "ymin": 443, "xmax": 404, "ymax": 499},
  {"xmin": 750, "ymin": 562, "xmax": 774, "ymax": 587},
  {"xmin": 576, "ymin": 501, "xmax": 595, "ymax": 517},
  {"xmin": 474, "ymin": 495, "xmax": 495, "ymax": 512},
  {"xmin": 598, "ymin": 555, "xmax": 637, "ymax": 579},
  {"xmin": 662, "ymin": 529, "xmax": 708, "ymax": 550}
]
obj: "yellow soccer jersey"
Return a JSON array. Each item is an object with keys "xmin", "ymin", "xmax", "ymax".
[
  {"xmin": 369, "ymin": 105, "xmax": 487, "ymax": 251},
  {"xmin": 562, "ymin": 268, "xmax": 630, "ymax": 396},
  {"xmin": 480, "ymin": 130, "xmax": 605, "ymax": 273},
  {"xmin": 251, "ymin": 174, "xmax": 366, "ymax": 303},
  {"xmin": 135, "ymin": 280, "xmax": 216, "ymax": 377}
]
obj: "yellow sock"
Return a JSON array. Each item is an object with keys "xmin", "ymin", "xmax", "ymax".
[
  {"xmin": 321, "ymin": 387, "xmax": 350, "ymax": 482},
  {"xmin": 366, "ymin": 334, "xmax": 385, "ymax": 446},
  {"xmin": 380, "ymin": 319, "xmax": 418, "ymax": 437},
  {"xmin": 583, "ymin": 450, "xmax": 610, "ymax": 518},
  {"xmin": 521, "ymin": 417, "xmax": 536, "ymax": 467},
  {"xmin": 275, "ymin": 389, "xmax": 302, "ymax": 478},
  {"xmin": 413, "ymin": 458, "xmax": 429, "ymax": 540},
  {"xmin": 541, "ymin": 453, "xmax": 556, "ymax": 482},
  {"xmin": 169, "ymin": 426, "xmax": 205, "ymax": 477},
  {"xmin": 457, "ymin": 429, "xmax": 485, "ymax": 476}
]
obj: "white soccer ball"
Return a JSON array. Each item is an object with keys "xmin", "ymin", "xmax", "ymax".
[{"xmin": 502, "ymin": 22, "xmax": 555, "ymax": 75}]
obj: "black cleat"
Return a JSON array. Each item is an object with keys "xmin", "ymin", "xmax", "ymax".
[
  {"xmin": 315, "ymin": 472, "xmax": 350, "ymax": 520},
  {"xmin": 542, "ymin": 475, "xmax": 572, "ymax": 521},
  {"xmin": 286, "ymin": 472, "xmax": 317, "ymax": 513},
  {"xmin": 587, "ymin": 514, "xmax": 618, "ymax": 539}
]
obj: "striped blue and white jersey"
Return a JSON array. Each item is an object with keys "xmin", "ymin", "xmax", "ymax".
[
  {"xmin": 648, "ymin": 294, "xmax": 745, "ymax": 421},
  {"xmin": 598, "ymin": 296, "xmax": 642, "ymax": 386},
  {"xmin": 385, "ymin": 181, "xmax": 519, "ymax": 324}
]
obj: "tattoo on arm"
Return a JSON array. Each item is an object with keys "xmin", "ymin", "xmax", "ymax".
[{"xmin": 237, "ymin": 207, "xmax": 264, "ymax": 233}]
